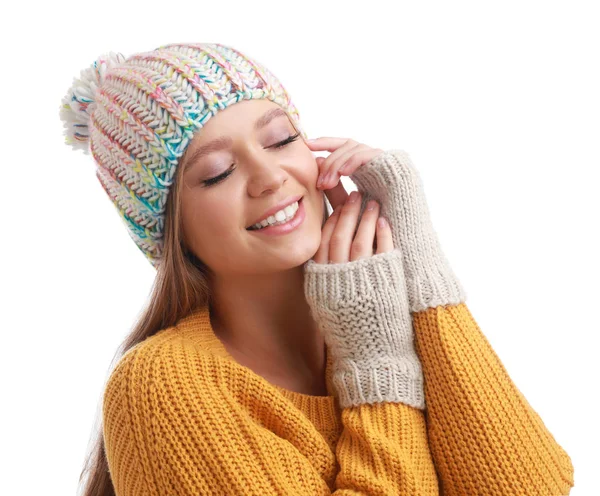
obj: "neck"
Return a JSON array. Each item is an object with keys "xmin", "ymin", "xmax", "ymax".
[{"xmin": 207, "ymin": 265, "xmax": 326, "ymax": 385}]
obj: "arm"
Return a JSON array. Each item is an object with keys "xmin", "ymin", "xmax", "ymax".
[
  {"xmin": 413, "ymin": 302, "xmax": 575, "ymax": 495},
  {"xmin": 304, "ymin": 248, "xmax": 441, "ymax": 494},
  {"xmin": 350, "ymin": 149, "xmax": 575, "ymax": 495}
]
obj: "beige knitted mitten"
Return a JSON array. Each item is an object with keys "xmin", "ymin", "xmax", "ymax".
[
  {"xmin": 304, "ymin": 249, "xmax": 425, "ymax": 410},
  {"xmin": 350, "ymin": 150, "xmax": 467, "ymax": 312}
]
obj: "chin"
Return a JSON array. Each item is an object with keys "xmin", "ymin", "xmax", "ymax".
[
  {"xmin": 284, "ymin": 236, "xmax": 322, "ymax": 267},
  {"xmin": 302, "ymin": 238, "xmax": 324, "ymax": 265},
  {"xmin": 268, "ymin": 232, "xmax": 323, "ymax": 270}
]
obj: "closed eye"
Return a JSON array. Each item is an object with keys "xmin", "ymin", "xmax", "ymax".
[
  {"xmin": 201, "ymin": 132, "xmax": 302, "ymax": 187},
  {"xmin": 270, "ymin": 132, "xmax": 301, "ymax": 149}
]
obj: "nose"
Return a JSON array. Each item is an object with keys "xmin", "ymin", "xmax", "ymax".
[{"xmin": 244, "ymin": 147, "xmax": 288, "ymax": 197}]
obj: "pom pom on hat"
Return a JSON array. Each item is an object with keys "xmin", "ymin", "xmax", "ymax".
[{"xmin": 59, "ymin": 51, "xmax": 126, "ymax": 154}]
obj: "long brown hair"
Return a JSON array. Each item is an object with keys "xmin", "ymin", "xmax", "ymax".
[
  {"xmin": 76, "ymin": 124, "xmax": 217, "ymax": 494},
  {"xmin": 76, "ymin": 126, "xmax": 330, "ymax": 495}
]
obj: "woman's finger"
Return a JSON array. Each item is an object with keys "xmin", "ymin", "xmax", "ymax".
[
  {"xmin": 304, "ymin": 137, "xmax": 351, "ymax": 152},
  {"xmin": 312, "ymin": 139, "xmax": 358, "ymax": 188},
  {"xmin": 312, "ymin": 204, "xmax": 343, "ymax": 264},
  {"xmin": 324, "ymin": 178, "xmax": 349, "ymax": 212},
  {"xmin": 375, "ymin": 215, "xmax": 394, "ymax": 254},
  {"xmin": 315, "ymin": 156, "xmax": 348, "ymax": 215},
  {"xmin": 328, "ymin": 143, "xmax": 369, "ymax": 174},
  {"xmin": 329, "ymin": 191, "xmax": 362, "ymax": 264},
  {"xmin": 319, "ymin": 143, "xmax": 366, "ymax": 190},
  {"xmin": 317, "ymin": 140, "xmax": 358, "ymax": 188},
  {"xmin": 350, "ymin": 200, "xmax": 380, "ymax": 261},
  {"xmin": 338, "ymin": 148, "xmax": 385, "ymax": 176}
]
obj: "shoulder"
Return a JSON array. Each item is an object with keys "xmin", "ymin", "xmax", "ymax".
[
  {"xmin": 102, "ymin": 324, "xmax": 221, "ymax": 424},
  {"xmin": 103, "ymin": 325, "xmax": 178, "ymax": 389},
  {"xmin": 101, "ymin": 325, "xmax": 241, "ymax": 494}
]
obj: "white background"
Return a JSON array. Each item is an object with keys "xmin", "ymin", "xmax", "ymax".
[{"xmin": 1, "ymin": 0, "xmax": 598, "ymax": 494}]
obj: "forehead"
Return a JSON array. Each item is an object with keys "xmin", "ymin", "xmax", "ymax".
[
  {"xmin": 200, "ymin": 99, "xmax": 290, "ymax": 137},
  {"xmin": 182, "ymin": 100, "xmax": 296, "ymax": 172}
]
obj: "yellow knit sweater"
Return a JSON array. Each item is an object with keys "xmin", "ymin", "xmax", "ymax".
[{"xmin": 102, "ymin": 301, "xmax": 574, "ymax": 495}]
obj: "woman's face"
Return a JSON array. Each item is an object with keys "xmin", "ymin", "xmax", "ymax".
[{"xmin": 180, "ymin": 99, "xmax": 325, "ymax": 277}]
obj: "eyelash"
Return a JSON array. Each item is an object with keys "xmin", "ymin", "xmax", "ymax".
[{"xmin": 202, "ymin": 132, "xmax": 301, "ymax": 187}]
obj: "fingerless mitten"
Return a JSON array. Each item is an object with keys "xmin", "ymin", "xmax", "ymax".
[
  {"xmin": 304, "ymin": 249, "xmax": 425, "ymax": 409},
  {"xmin": 350, "ymin": 150, "xmax": 467, "ymax": 312}
]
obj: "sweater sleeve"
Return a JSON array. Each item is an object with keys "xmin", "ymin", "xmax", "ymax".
[
  {"xmin": 348, "ymin": 149, "xmax": 575, "ymax": 494},
  {"xmin": 412, "ymin": 302, "xmax": 575, "ymax": 495},
  {"xmin": 102, "ymin": 333, "xmax": 441, "ymax": 495},
  {"xmin": 333, "ymin": 400, "xmax": 440, "ymax": 494}
]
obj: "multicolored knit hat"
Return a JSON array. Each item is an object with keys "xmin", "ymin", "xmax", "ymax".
[{"xmin": 59, "ymin": 42, "xmax": 307, "ymax": 269}]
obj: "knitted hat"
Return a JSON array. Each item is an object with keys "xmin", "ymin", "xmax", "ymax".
[{"xmin": 59, "ymin": 42, "xmax": 307, "ymax": 269}]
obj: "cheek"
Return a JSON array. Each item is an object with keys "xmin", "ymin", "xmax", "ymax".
[
  {"xmin": 182, "ymin": 196, "xmax": 237, "ymax": 249},
  {"xmin": 297, "ymin": 152, "xmax": 319, "ymax": 183}
]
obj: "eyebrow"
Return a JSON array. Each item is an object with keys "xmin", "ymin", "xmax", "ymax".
[{"xmin": 183, "ymin": 107, "xmax": 290, "ymax": 173}]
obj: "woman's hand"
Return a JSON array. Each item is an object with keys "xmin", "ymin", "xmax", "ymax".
[
  {"xmin": 305, "ymin": 137, "xmax": 385, "ymax": 211},
  {"xmin": 311, "ymin": 190, "xmax": 394, "ymax": 264},
  {"xmin": 302, "ymin": 138, "xmax": 423, "ymax": 408}
]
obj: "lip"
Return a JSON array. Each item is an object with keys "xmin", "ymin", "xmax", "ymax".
[
  {"xmin": 247, "ymin": 197, "xmax": 306, "ymax": 236},
  {"xmin": 246, "ymin": 194, "xmax": 303, "ymax": 229}
]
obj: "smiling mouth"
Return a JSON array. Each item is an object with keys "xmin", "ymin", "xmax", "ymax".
[{"xmin": 246, "ymin": 197, "xmax": 304, "ymax": 231}]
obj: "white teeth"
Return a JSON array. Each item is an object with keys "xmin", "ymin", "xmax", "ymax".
[{"xmin": 250, "ymin": 200, "xmax": 299, "ymax": 230}]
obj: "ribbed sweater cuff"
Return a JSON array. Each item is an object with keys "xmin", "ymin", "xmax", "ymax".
[
  {"xmin": 332, "ymin": 356, "xmax": 425, "ymax": 409},
  {"xmin": 303, "ymin": 248, "xmax": 406, "ymax": 303},
  {"xmin": 303, "ymin": 249, "xmax": 425, "ymax": 410}
]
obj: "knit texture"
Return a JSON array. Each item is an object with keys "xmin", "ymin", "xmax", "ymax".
[
  {"xmin": 59, "ymin": 43, "xmax": 306, "ymax": 268},
  {"xmin": 303, "ymin": 248, "xmax": 424, "ymax": 409},
  {"xmin": 413, "ymin": 304, "xmax": 574, "ymax": 495},
  {"xmin": 102, "ymin": 149, "xmax": 574, "ymax": 494},
  {"xmin": 351, "ymin": 149, "xmax": 467, "ymax": 312},
  {"xmin": 103, "ymin": 303, "xmax": 574, "ymax": 495}
]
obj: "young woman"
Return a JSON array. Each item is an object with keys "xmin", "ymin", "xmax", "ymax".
[{"xmin": 61, "ymin": 43, "xmax": 574, "ymax": 495}]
